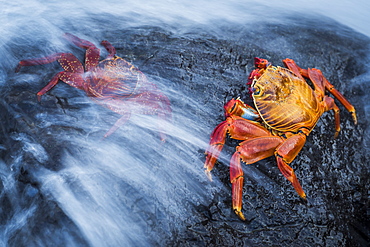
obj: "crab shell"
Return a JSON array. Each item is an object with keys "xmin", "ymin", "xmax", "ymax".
[
  {"xmin": 204, "ymin": 57, "xmax": 357, "ymax": 221},
  {"xmin": 251, "ymin": 65, "xmax": 323, "ymax": 134}
]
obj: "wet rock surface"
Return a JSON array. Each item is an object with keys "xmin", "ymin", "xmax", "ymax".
[{"xmin": 1, "ymin": 14, "xmax": 369, "ymax": 246}]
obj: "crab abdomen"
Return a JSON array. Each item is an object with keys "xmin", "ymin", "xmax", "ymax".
[
  {"xmin": 86, "ymin": 57, "xmax": 146, "ymax": 98},
  {"xmin": 252, "ymin": 66, "xmax": 323, "ymax": 133}
]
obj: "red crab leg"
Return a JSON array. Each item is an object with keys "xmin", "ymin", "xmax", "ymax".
[
  {"xmin": 101, "ymin": 40, "xmax": 116, "ymax": 59},
  {"xmin": 37, "ymin": 72, "xmax": 84, "ymax": 101},
  {"xmin": 16, "ymin": 53, "xmax": 83, "ymax": 73},
  {"xmin": 230, "ymin": 136, "xmax": 284, "ymax": 220},
  {"xmin": 275, "ymin": 133, "xmax": 307, "ymax": 199},
  {"xmin": 64, "ymin": 33, "xmax": 100, "ymax": 72},
  {"xmin": 204, "ymin": 116, "xmax": 270, "ymax": 181},
  {"xmin": 15, "ymin": 53, "xmax": 62, "ymax": 72},
  {"xmin": 16, "ymin": 53, "xmax": 85, "ymax": 100}
]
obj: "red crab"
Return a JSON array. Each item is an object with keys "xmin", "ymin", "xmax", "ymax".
[
  {"xmin": 16, "ymin": 33, "xmax": 171, "ymax": 140},
  {"xmin": 204, "ymin": 57, "xmax": 357, "ymax": 220}
]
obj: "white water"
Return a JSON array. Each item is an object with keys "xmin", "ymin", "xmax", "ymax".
[
  {"xmin": 1, "ymin": 0, "xmax": 369, "ymax": 246},
  {"xmin": 2, "ymin": 1, "xmax": 370, "ymax": 39}
]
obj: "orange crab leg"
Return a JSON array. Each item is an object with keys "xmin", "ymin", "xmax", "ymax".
[
  {"xmin": 282, "ymin": 58, "xmax": 308, "ymax": 81},
  {"xmin": 307, "ymin": 68, "xmax": 343, "ymax": 137},
  {"xmin": 230, "ymin": 136, "xmax": 284, "ymax": 220},
  {"xmin": 304, "ymin": 65, "xmax": 357, "ymax": 124},
  {"xmin": 308, "ymin": 68, "xmax": 357, "ymax": 137},
  {"xmin": 204, "ymin": 116, "xmax": 270, "ymax": 180},
  {"xmin": 283, "ymin": 58, "xmax": 357, "ymax": 133},
  {"xmin": 322, "ymin": 72, "xmax": 357, "ymax": 124},
  {"xmin": 307, "ymin": 68, "xmax": 325, "ymax": 98},
  {"xmin": 325, "ymin": 97, "xmax": 341, "ymax": 137},
  {"xmin": 275, "ymin": 133, "xmax": 307, "ymax": 199},
  {"xmin": 284, "ymin": 59, "xmax": 325, "ymax": 97}
]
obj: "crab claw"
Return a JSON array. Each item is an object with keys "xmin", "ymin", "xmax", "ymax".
[
  {"xmin": 224, "ymin": 98, "xmax": 259, "ymax": 120},
  {"xmin": 247, "ymin": 58, "xmax": 270, "ymax": 90},
  {"xmin": 254, "ymin": 57, "xmax": 270, "ymax": 69}
]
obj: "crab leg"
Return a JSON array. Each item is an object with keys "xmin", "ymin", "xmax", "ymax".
[
  {"xmin": 16, "ymin": 52, "xmax": 83, "ymax": 72},
  {"xmin": 101, "ymin": 40, "xmax": 117, "ymax": 59},
  {"xmin": 308, "ymin": 68, "xmax": 358, "ymax": 137},
  {"xmin": 283, "ymin": 58, "xmax": 357, "ymax": 125},
  {"xmin": 16, "ymin": 53, "xmax": 85, "ymax": 100},
  {"xmin": 275, "ymin": 133, "xmax": 307, "ymax": 199},
  {"xmin": 322, "ymin": 72, "xmax": 357, "ymax": 124},
  {"xmin": 282, "ymin": 58, "xmax": 308, "ymax": 81},
  {"xmin": 37, "ymin": 72, "xmax": 84, "ymax": 101},
  {"xmin": 204, "ymin": 116, "xmax": 270, "ymax": 180},
  {"xmin": 64, "ymin": 33, "xmax": 100, "ymax": 72},
  {"xmin": 230, "ymin": 136, "xmax": 284, "ymax": 220},
  {"xmin": 103, "ymin": 111, "xmax": 131, "ymax": 138},
  {"xmin": 15, "ymin": 53, "xmax": 61, "ymax": 72}
]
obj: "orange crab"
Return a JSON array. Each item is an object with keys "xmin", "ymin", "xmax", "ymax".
[
  {"xmin": 16, "ymin": 33, "xmax": 171, "ymax": 140},
  {"xmin": 204, "ymin": 57, "xmax": 357, "ymax": 220}
]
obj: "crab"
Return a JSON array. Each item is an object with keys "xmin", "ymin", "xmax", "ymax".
[
  {"xmin": 204, "ymin": 57, "xmax": 357, "ymax": 220},
  {"xmin": 16, "ymin": 33, "xmax": 171, "ymax": 140}
]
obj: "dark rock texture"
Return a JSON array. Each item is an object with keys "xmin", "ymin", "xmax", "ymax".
[{"xmin": 1, "ymin": 13, "xmax": 369, "ymax": 247}]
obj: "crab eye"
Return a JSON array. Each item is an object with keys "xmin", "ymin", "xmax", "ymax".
[
  {"xmin": 253, "ymin": 85, "xmax": 263, "ymax": 96},
  {"xmin": 230, "ymin": 102, "xmax": 237, "ymax": 113}
]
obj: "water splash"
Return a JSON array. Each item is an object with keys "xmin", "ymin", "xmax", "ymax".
[{"xmin": 1, "ymin": 0, "xmax": 369, "ymax": 246}]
